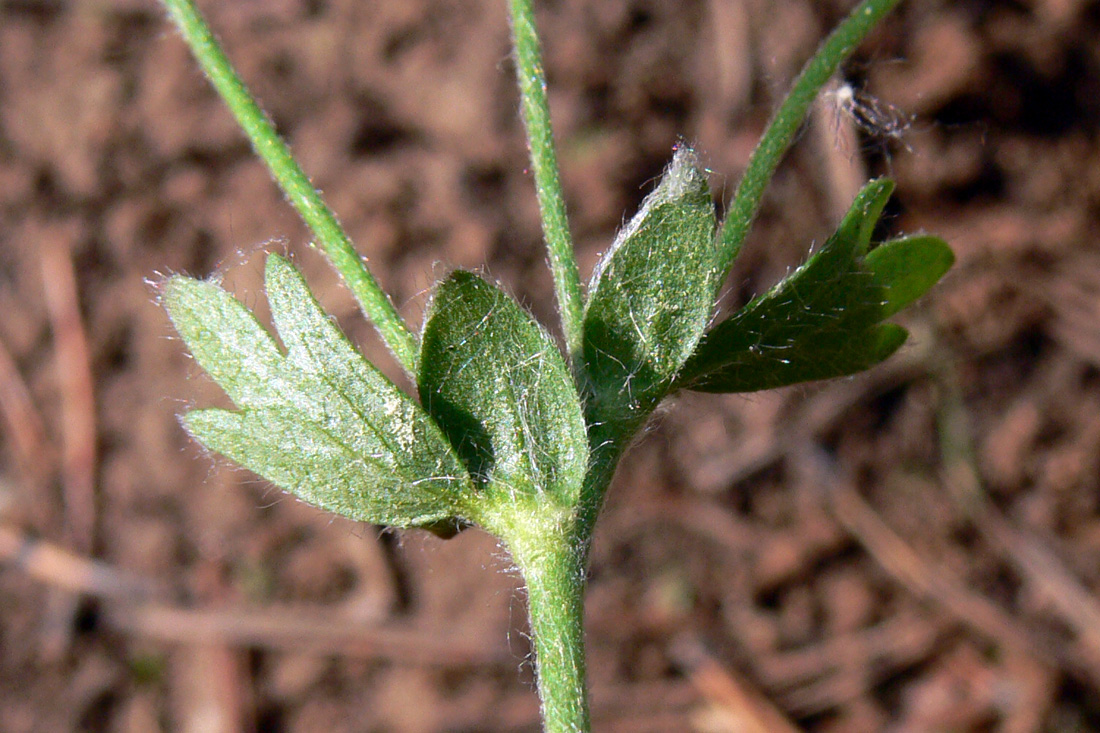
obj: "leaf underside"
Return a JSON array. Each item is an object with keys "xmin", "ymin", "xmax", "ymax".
[
  {"xmin": 418, "ymin": 271, "xmax": 588, "ymax": 511},
  {"xmin": 164, "ymin": 254, "xmax": 474, "ymax": 529},
  {"xmin": 679, "ymin": 178, "xmax": 954, "ymax": 393}
]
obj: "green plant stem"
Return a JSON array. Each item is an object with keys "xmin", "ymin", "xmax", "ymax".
[
  {"xmin": 508, "ymin": 0, "xmax": 585, "ymax": 361},
  {"xmin": 575, "ymin": 427, "xmax": 629, "ymax": 561},
  {"xmin": 506, "ymin": 523, "xmax": 590, "ymax": 733},
  {"xmin": 160, "ymin": 0, "xmax": 419, "ymax": 376},
  {"xmin": 715, "ymin": 0, "xmax": 902, "ymax": 280}
]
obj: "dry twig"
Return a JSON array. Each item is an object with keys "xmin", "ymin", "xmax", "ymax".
[
  {"xmin": 0, "ymin": 335, "xmax": 51, "ymax": 489},
  {"xmin": 0, "ymin": 523, "xmax": 162, "ymax": 601},
  {"xmin": 40, "ymin": 232, "xmax": 97, "ymax": 555},
  {"xmin": 104, "ymin": 603, "xmax": 508, "ymax": 667},
  {"xmin": 937, "ymin": 356, "xmax": 1100, "ymax": 682},
  {"xmin": 757, "ymin": 611, "xmax": 943, "ymax": 715},
  {"xmin": 670, "ymin": 635, "xmax": 803, "ymax": 733},
  {"xmin": 0, "ymin": 523, "xmax": 506, "ymax": 667}
]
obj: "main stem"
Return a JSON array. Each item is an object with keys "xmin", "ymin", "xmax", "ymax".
[
  {"xmin": 507, "ymin": 526, "xmax": 590, "ymax": 733},
  {"xmin": 160, "ymin": 0, "xmax": 419, "ymax": 376}
]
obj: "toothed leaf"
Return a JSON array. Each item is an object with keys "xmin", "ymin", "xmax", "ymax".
[
  {"xmin": 164, "ymin": 255, "xmax": 474, "ymax": 529},
  {"xmin": 583, "ymin": 146, "xmax": 718, "ymax": 425},
  {"xmin": 419, "ymin": 271, "xmax": 587, "ymax": 509},
  {"xmin": 679, "ymin": 178, "xmax": 952, "ymax": 393}
]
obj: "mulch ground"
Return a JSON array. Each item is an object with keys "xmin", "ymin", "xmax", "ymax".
[{"xmin": 2, "ymin": 0, "xmax": 1100, "ymax": 730}]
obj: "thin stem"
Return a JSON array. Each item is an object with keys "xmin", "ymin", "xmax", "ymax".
[
  {"xmin": 715, "ymin": 0, "xmax": 903, "ymax": 280},
  {"xmin": 574, "ymin": 424, "xmax": 630, "ymax": 563},
  {"xmin": 508, "ymin": 0, "xmax": 585, "ymax": 360},
  {"xmin": 160, "ymin": 0, "xmax": 419, "ymax": 376}
]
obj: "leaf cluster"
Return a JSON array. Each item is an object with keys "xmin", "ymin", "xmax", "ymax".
[
  {"xmin": 158, "ymin": 1, "xmax": 949, "ymax": 728},
  {"xmin": 165, "ymin": 151, "xmax": 951, "ymax": 537}
]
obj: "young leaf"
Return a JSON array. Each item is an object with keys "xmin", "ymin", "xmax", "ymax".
[
  {"xmin": 418, "ymin": 271, "xmax": 588, "ymax": 510},
  {"xmin": 583, "ymin": 146, "xmax": 718, "ymax": 423},
  {"xmin": 164, "ymin": 255, "xmax": 474, "ymax": 529},
  {"xmin": 678, "ymin": 178, "xmax": 953, "ymax": 393}
]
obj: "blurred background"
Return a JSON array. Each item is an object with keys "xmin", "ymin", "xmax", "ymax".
[{"xmin": 2, "ymin": 0, "xmax": 1100, "ymax": 730}]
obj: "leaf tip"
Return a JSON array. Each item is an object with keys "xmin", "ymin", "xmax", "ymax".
[
  {"xmin": 177, "ymin": 407, "xmax": 228, "ymax": 453},
  {"xmin": 660, "ymin": 143, "xmax": 710, "ymax": 202},
  {"xmin": 264, "ymin": 251, "xmax": 292, "ymax": 277},
  {"xmin": 874, "ymin": 322, "xmax": 910, "ymax": 357},
  {"xmin": 866, "ymin": 234, "xmax": 956, "ymax": 319},
  {"xmin": 160, "ymin": 274, "xmax": 210, "ymax": 332},
  {"xmin": 842, "ymin": 177, "xmax": 895, "ymax": 251}
]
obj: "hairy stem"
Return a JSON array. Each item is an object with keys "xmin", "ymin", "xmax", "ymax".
[
  {"xmin": 160, "ymin": 0, "xmax": 419, "ymax": 376},
  {"xmin": 508, "ymin": 0, "xmax": 585, "ymax": 360},
  {"xmin": 575, "ymin": 426, "xmax": 629, "ymax": 562},
  {"xmin": 508, "ymin": 524, "xmax": 590, "ymax": 733},
  {"xmin": 715, "ymin": 0, "xmax": 903, "ymax": 280}
]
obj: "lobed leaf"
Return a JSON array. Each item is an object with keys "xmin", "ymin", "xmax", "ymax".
[
  {"xmin": 164, "ymin": 255, "xmax": 474, "ymax": 529},
  {"xmin": 678, "ymin": 178, "xmax": 952, "ymax": 393},
  {"xmin": 418, "ymin": 271, "xmax": 588, "ymax": 509},
  {"xmin": 582, "ymin": 146, "xmax": 718, "ymax": 424},
  {"xmin": 162, "ymin": 272, "xmax": 285, "ymax": 410},
  {"xmin": 865, "ymin": 234, "xmax": 954, "ymax": 319}
]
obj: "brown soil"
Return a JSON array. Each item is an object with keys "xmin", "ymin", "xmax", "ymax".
[{"xmin": 3, "ymin": 0, "xmax": 1100, "ymax": 730}]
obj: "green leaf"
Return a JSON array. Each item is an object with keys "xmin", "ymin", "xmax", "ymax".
[
  {"xmin": 679, "ymin": 178, "xmax": 952, "ymax": 393},
  {"xmin": 685, "ymin": 323, "xmax": 908, "ymax": 392},
  {"xmin": 865, "ymin": 234, "xmax": 954, "ymax": 319},
  {"xmin": 418, "ymin": 271, "xmax": 588, "ymax": 510},
  {"xmin": 848, "ymin": 177, "xmax": 894, "ymax": 250},
  {"xmin": 164, "ymin": 254, "xmax": 474, "ymax": 529},
  {"xmin": 162, "ymin": 272, "xmax": 285, "ymax": 411},
  {"xmin": 582, "ymin": 146, "xmax": 718, "ymax": 424}
]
